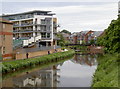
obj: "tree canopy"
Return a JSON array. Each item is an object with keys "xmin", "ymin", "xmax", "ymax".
[
  {"xmin": 61, "ymin": 29, "xmax": 71, "ymax": 34},
  {"xmin": 97, "ymin": 17, "xmax": 120, "ymax": 53}
]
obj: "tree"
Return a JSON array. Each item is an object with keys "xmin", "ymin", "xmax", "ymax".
[
  {"xmin": 97, "ymin": 17, "xmax": 120, "ymax": 53},
  {"xmin": 61, "ymin": 29, "xmax": 71, "ymax": 34},
  {"xmin": 90, "ymin": 39, "xmax": 95, "ymax": 45},
  {"xmin": 57, "ymin": 33, "xmax": 65, "ymax": 46}
]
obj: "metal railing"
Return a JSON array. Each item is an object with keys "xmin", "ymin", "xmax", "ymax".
[{"xmin": 23, "ymin": 35, "xmax": 41, "ymax": 47}]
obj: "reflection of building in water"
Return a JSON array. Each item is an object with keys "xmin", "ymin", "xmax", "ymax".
[
  {"xmin": 72, "ymin": 55, "xmax": 98, "ymax": 66},
  {"xmin": 2, "ymin": 65, "xmax": 60, "ymax": 87}
]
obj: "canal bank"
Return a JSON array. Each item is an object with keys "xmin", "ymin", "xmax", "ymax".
[
  {"xmin": 92, "ymin": 53, "xmax": 119, "ymax": 88},
  {"xmin": 2, "ymin": 54, "xmax": 98, "ymax": 87},
  {"xmin": 14, "ymin": 46, "xmax": 62, "ymax": 60},
  {"xmin": 2, "ymin": 50, "xmax": 75, "ymax": 74}
]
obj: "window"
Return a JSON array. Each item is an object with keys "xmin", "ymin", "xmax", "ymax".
[
  {"xmin": 35, "ymin": 18, "xmax": 37, "ymax": 24},
  {"xmin": 41, "ymin": 26, "xmax": 46, "ymax": 31},
  {"xmin": 46, "ymin": 19, "xmax": 51, "ymax": 24},
  {"xmin": 47, "ymin": 33, "xmax": 50, "ymax": 38},
  {"xmin": 41, "ymin": 33, "xmax": 46, "ymax": 38},
  {"xmin": 41, "ymin": 19, "xmax": 46, "ymax": 24},
  {"xmin": 35, "ymin": 32, "xmax": 37, "ymax": 36},
  {"xmin": 3, "ymin": 47, "xmax": 5, "ymax": 54}
]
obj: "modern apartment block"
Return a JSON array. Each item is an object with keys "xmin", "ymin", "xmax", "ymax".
[
  {"xmin": 1, "ymin": 10, "xmax": 58, "ymax": 47},
  {"xmin": 0, "ymin": 18, "xmax": 13, "ymax": 60}
]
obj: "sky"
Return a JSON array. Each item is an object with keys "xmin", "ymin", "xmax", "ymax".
[{"xmin": 0, "ymin": 0, "xmax": 119, "ymax": 32}]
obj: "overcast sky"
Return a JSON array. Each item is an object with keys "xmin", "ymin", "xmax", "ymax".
[{"xmin": 1, "ymin": 0, "xmax": 119, "ymax": 32}]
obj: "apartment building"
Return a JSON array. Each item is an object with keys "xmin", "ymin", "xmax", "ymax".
[
  {"xmin": 69, "ymin": 33, "xmax": 78, "ymax": 44},
  {"xmin": 69, "ymin": 30, "xmax": 103, "ymax": 45},
  {"xmin": 0, "ymin": 18, "xmax": 13, "ymax": 60},
  {"xmin": 2, "ymin": 10, "xmax": 58, "ymax": 47}
]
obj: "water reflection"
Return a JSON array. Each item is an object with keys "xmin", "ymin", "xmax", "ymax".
[
  {"xmin": 73, "ymin": 54, "xmax": 98, "ymax": 66},
  {"xmin": 2, "ymin": 65, "xmax": 59, "ymax": 87},
  {"xmin": 2, "ymin": 54, "xmax": 98, "ymax": 87}
]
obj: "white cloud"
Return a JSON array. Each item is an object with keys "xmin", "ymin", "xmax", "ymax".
[
  {"xmin": 24, "ymin": 2, "xmax": 118, "ymax": 32},
  {"xmin": 1, "ymin": 1, "xmax": 118, "ymax": 32}
]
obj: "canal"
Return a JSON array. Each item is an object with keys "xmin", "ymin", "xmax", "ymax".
[{"xmin": 2, "ymin": 54, "xmax": 98, "ymax": 87}]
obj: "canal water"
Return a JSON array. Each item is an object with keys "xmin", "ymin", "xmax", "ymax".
[{"xmin": 2, "ymin": 54, "xmax": 98, "ymax": 87}]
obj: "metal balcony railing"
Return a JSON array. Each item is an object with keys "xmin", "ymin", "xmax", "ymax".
[
  {"xmin": 23, "ymin": 35, "xmax": 41, "ymax": 47},
  {"xmin": 13, "ymin": 30, "xmax": 34, "ymax": 33}
]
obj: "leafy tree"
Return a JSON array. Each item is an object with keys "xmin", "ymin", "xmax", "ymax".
[
  {"xmin": 90, "ymin": 39, "xmax": 95, "ymax": 45},
  {"xmin": 97, "ymin": 18, "xmax": 120, "ymax": 53},
  {"xmin": 61, "ymin": 29, "xmax": 71, "ymax": 34},
  {"xmin": 57, "ymin": 33, "xmax": 65, "ymax": 46}
]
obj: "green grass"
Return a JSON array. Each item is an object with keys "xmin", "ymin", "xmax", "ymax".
[
  {"xmin": 2, "ymin": 56, "xmax": 73, "ymax": 80},
  {"xmin": 2, "ymin": 50, "xmax": 75, "ymax": 74},
  {"xmin": 92, "ymin": 53, "xmax": 120, "ymax": 88}
]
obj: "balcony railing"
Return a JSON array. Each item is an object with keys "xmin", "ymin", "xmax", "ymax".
[
  {"xmin": 13, "ymin": 29, "xmax": 34, "ymax": 33},
  {"xmin": 41, "ymin": 37, "xmax": 51, "ymax": 40},
  {"xmin": 13, "ymin": 29, "xmax": 52, "ymax": 33},
  {"xmin": 13, "ymin": 23, "xmax": 52, "ymax": 28}
]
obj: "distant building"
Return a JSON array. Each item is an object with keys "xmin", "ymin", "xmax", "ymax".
[
  {"xmin": 85, "ymin": 30, "xmax": 94, "ymax": 44},
  {"xmin": 0, "ymin": 18, "xmax": 13, "ymax": 60},
  {"xmin": 77, "ymin": 31, "xmax": 89, "ymax": 44},
  {"xmin": 1, "ymin": 10, "xmax": 58, "ymax": 47},
  {"xmin": 61, "ymin": 32, "xmax": 70, "ymax": 41},
  {"xmin": 84, "ymin": 30, "xmax": 103, "ymax": 44},
  {"xmin": 69, "ymin": 30, "xmax": 103, "ymax": 45},
  {"xmin": 69, "ymin": 32, "xmax": 78, "ymax": 44}
]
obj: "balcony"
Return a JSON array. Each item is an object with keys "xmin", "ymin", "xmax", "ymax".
[
  {"xmin": 21, "ymin": 23, "xmax": 33, "ymax": 27},
  {"xmin": 37, "ymin": 30, "xmax": 51, "ymax": 33},
  {"xmin": 41, "ymin": 37, "xmax": 51, "ymax": 40},
  {"xmin": 13, "ymin": 29, "xmax": 34, "ymax": 33},
  {"xmin": 13, "ymin": 24, "xmax": 19, "ymax": 27}
]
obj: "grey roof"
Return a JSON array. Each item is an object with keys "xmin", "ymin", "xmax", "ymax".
[
  {"xmin": 93, "ymin": 31, "xmax": 103, "ymax": 37},
  {"xmin": 81, "ymin": 31, "xmax": 89, "ymax": 34},
  {"xmin": 61, "ymin": 33, "xmax": 70, "ymax": 37},
  {"xmin": 1, "ymin": 10, "xmax": 55, "ymax": 17}
]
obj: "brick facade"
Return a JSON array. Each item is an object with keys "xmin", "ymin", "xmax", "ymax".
[{"xmin": 0, "ymin": 18, "xmax": 13, "ymax": 60}]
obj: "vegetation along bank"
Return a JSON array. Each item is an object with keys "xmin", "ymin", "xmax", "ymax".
[
  {"xmin": 92, "ymin": 53, "xmax": 119, "ymax": 88},
  {"xmin": 2, "ymin": 50, "xmax": 75, "ymax": 74},
  {"xmin": 92, "ymin": 17, "xmax": 120, "ymax": 88}
]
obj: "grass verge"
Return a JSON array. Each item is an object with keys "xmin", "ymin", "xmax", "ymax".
[
  {"xmin": 92, "ymin": 53, "xmax": 120, "ymax": 88},
  {"xmin": 2, "ymin": 50, "xmax": 75, "ymax": 74},
  {"xmin": 2, "ymin": 55, "xmax": 74, "ymax": 80}
]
